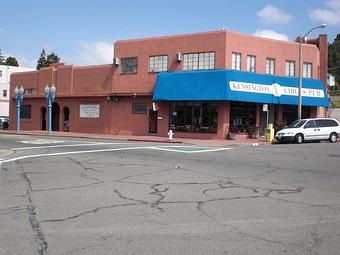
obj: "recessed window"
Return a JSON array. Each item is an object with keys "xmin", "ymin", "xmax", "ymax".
[
  {"xmin": 149, "ymin": 55, "xmax": 168, "ymax": 73},
  {"xmin": 285, "ymin": 60, "xmax": 295, "ymax": 76},
  {"xmin": 24, "ymin": 88, "xmax": 35, "ymax": 95},
  {"xmin": 231, "ymin": 52, "xmax": 241, "ymax": 70},
  {"xmin": 2, "ymin": 90, "xmax": 7, "ymax": 97},
  {"xmin": 121, "ymin": 57, "xmax": 138, "ymax": 74},
  {"xmin": 132, "ymin": 103, "xmax": 147, "ymax": 114},
  {"xmin": 21, "ymin": 105, "xmax": 31, "ymax": 119},
  {"xmin": 169, "ymin": 101, "xmax": 218, "ymax": 133},
  {"xmin": 247, "ymin": 55, "xmax": 256, "ymax": 72},
  {"xmin": 265, "ymin": 58, "xmax": 275, "ymax": 75},
  {"xmin": 303, "ymin": 63, "xmax": 312, "ymax": 78},
  {"xmin": 183, "ymin": 52, "xmax": 215, "ymax": 71}
]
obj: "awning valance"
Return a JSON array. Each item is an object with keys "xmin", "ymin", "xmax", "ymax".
[{"xmin": 153, "ymin": 69, "xmax": 329, "ymax": 107}]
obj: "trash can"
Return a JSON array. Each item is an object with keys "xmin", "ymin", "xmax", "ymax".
[{"xmin": 265, "ymin": 123, "xmax": 275, "ymax": 142}]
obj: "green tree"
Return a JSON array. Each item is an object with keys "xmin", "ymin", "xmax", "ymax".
[
  {"xmin": 328, "ymin": 34, "xmax": 340, "ymax": 86},
  {"xmin": 5, "ymin": 56, "xmax": 19, "ymax": 66},
  {"xmin": 36, "ymin": 49, "xmax": 61, "ymax": 70},
  {"xmin": 0, "ymin": 49, "xmax": 5, "ymax": 64},
  {"xmin": 46, "ymin": 52, "xmax": 60, "ymax": 65},
  {"xmin": 36, "ymin": 48, "xmax": 48, "ymax": 70}
]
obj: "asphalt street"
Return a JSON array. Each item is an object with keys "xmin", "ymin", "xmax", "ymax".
[{"xmin": 0, "ymin": 134, "xmax": 340, "ymax": 255}]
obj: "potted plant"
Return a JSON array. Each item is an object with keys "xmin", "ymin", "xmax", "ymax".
[
  {"xmin": 228, "ymin": 125, "xmax": 238, "ymax": 140},
  {"xmin": 249, "ymin": 126, "xmax": 260, "ymax": 139}
]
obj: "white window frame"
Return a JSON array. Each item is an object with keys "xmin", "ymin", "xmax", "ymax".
[
  {"xmin": 247, "ymin": 55, "xmax": 256, "ymax": 72},
  {"xmin": 231, "ymin": 52, "xmax": 241, "ymax": 70},
  {"xmin": 285, "ymin": 60, "xmax": 295, "ymax": 76},
  {"xmin": 265, "ymin": 58, "xmax": 275, "ymax": 75},
  {"xmin": 183, "ymin": 52, "xmax": 215, "ymax": 71},
  {"xmin": 303, "ymin": 62, "xmax": 312, "ymax": 78},
  {"xmin": 149, "ymin": 55, "xmax": 168, "ymax": 73}
]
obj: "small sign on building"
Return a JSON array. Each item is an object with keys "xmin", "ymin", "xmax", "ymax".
[
  {"xmin": 80, "ymin": 104, "xmax": 100, "ymax": 118},
  {"xmin": 263, "ymin": 104, "xmax": 268, "ymax": 112}
]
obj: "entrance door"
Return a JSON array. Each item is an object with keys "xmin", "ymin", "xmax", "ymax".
[
  {"xmin": 41, "ymin": 107, "xmax": 47, "ymax": 130},
  {"xmin": 149, "ymin": 109, "xmax": 158, "ymax": 134},
  {"xmin": 63, "ymin": 107, "xmax": 70, "ymax": 132},
  {"xmin": 52, "ymin": 102, "xmax": 60, "ymax": 131}
]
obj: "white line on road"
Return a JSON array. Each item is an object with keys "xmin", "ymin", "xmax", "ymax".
[
  {"xmin": 150, "ymin": 147, "xmax": 233, "ymax": 153},
  {"xmin": 11, "ymin": 142, "xmax": 145, "ymax": 151},
  {"xmin": 0, "ymin": 145, "xmax": 234, "ymax": 166}
]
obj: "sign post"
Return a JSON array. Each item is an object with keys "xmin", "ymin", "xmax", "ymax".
[{"xmin": 263, "ymin": 104, "xmax": 269, "ymax": 126}]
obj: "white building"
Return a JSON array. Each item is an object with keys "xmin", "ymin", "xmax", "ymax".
[{"xmin": 0, "ymin": 65, "xmax": 34, "ymax": 118}]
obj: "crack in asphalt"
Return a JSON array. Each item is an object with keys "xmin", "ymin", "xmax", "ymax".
[
  {"xmin": 149, "ymin": 184, "xmax": 169, "ymax": 211},
  {"xmin": 18, "ymin": 163, "xmax": 48, "ymax": 255}
]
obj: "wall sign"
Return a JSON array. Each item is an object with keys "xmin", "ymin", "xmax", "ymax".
[
  {"xmin": 229, "ymin": 81, "xmax": 325, "ymax": 98},
  {"xmin": 80, "ymin": 104, "xmax": 100, "ymax": 118}
]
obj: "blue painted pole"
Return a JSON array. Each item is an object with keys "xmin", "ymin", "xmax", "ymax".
[
  {"xmin": 48, "ymin": 97, "xmax": 52, "ymax": 134},
  {"xmin": 16, "ymin": 97, "xmax": 21, "ymax": 133}
]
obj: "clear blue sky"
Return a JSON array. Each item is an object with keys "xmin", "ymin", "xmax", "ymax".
[{"xmin": 1, "ymin": 0, "xmax": 339, "ymax": 68}]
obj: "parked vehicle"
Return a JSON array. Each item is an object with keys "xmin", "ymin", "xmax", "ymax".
[
  {"xmin": 0, "ymin": 117, "xmax": 9, "ymax": 130},
  {"xmin": 275, "ymin": 118, "xmax": 340, "ymax": 144}
]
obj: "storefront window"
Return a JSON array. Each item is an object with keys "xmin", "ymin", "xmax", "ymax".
[
  {"xmin": 282, "ymin": 105, "xmax": 311, "ymax": 126},
  {"xmin": 230, "ymin": 101, "xmax": 256, "ymax": 133},
  {"xmin": 169, "ymin": 102, "xmax": 218, "ymax": 133}
]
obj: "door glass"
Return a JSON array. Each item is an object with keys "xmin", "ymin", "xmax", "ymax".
[{"xmin": 304, "ymin": 120, "xmax": 316, "ymax": 128}]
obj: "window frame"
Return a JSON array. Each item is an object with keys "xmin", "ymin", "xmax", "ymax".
[
  {"xmin": 2, "ymin": 90, "xmax": 7, "ymax": 97},
  {"xmin": 183, "ymin": 52, "xmax": 215, "ymax": 71},
  {"xmin": 303, "ymin": 62, "xmax": 312, "ymax": 78},
  {"xmin": 132, "ymin": 103, "xmax": 147, "ymax": 114},
  {"xmin": 121, "ymin": 57, "xmax": 138, "ymax": 74},
  {"xmin": 149, "ymin": 55, "xmax": 168, "ymax": 73},
  {"xmin": 231, "ymin": 52, "xmax": 241, "ymax": 70},
  {"xmin": 246, "ymin": 55, "xmax": 256, "ymax": 72},
  {"xmin": 20, "ymin": 105, "xmax": 31, "ymax": 119},
  {"xmin": 285, "ymin": 60, "xmax": 295, "ymax": 76},
  {"xmin": 265, "ymin": 58, "xmax": 275, "ymax": 75}
]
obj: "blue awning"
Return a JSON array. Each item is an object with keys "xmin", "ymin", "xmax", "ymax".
[{"xmin": 153, "ymin": 69, "xmax": 329, "ymax": 107}]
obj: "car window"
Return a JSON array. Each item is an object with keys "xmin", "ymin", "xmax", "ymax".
[
  {"xmin": 304, "ymin": 120, "xmax": 316, "ymax": 128},
  {"xmin": 288, "ymin": 120, "xmax": 307, "ymax": 128},
  {"xmin": 328, "ymin": 120, "xmax": 339, "ymax": 127},
  {"xmin": 315, "ymin": 119, "xmax": 338, "ymax": 127}
]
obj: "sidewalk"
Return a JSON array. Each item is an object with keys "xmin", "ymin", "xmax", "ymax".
[{"xmin": 0, "ymin": 130, "xmax": 268, "ymax": 147}]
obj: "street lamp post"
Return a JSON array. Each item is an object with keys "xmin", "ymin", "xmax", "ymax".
[
  {"xmin": 44, "ymin": 84, "xmax": 56, "ymax": 134},
  {"xmin": 298, "ymin": 24, "xmax": 326, "ymax": 120},
  {"xmin": 14, "ymin": 86, "xmax": 25, "ymax": 133}
]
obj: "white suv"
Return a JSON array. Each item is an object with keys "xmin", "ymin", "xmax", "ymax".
[{"xmin": 275, "ymin": 118, "xmax": 340, "ymax": 144}]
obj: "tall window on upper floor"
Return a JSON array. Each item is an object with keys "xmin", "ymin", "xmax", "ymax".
[
  {"xmin": 121, "ymin": 57, "xmax": 138, "ymax": 74},
  {"xmin": 303, "ymin": 62, "xmax": 312, "ymax": 78},
  {"xmin": 231, "ymin": 52, "xmax": 241, "ymax": 70},
  {"xmin": 149, "ymin": 55, "xmax": 168, "ymax": 73},
  {"xmin": 247, "ymin": 55, "xmax": 256, "ymax": 72},
  {"xmin": 2, "ymin": 90, "xmax": 7, "ymax": 97},
  {"xmin": 265, "ymin": 58, "xmax": 275, "ymax": 75},
  {"xmin": 183, "ymin": 52, "xmax": 215, "ymax": 71},
  {"xmin": 285, "ymin": 60, "xmax": 295, "ymax": 76}
]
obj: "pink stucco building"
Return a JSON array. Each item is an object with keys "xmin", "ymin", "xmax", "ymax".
[{"xmin": 9, "ymin": 30, "xmax": 329, "ymax": 139}]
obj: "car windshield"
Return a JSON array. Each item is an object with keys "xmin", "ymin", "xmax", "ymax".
[{"xmin": 287, "ymin": 120, "xmax": 307, "ymax": 128}]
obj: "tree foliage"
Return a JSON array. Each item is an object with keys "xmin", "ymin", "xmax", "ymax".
[
  {"xmin": 5, "ymin": 56, "xmax": 19, "ymax": 66},
  {"xmin": 0, "ymin": 50, "xmax": 19, "ymax": 66},
  {"xmin": 36, "ymin": 48, "xmax": 61, "ymax": 70},
  {"xmin": 329, "ymin": 34, "xmax": 340, "ymax": 86},
  {"xmin": 0, "ymin": 49, "xmax": 5, "ymax": 64}
]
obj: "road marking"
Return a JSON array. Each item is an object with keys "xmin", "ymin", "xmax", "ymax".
[
  {"xmin": 0, "ymin": 145, "xmax": 234, "ymax": 166},
  {"xmin": 12, "ymin": 142, "xmax": 144, "ymax": 151},
  {"xmin": 150, "ymin": 146, "xmax": 233, "ymax": 153},
  {"xmin": 16, "ymin": 139, "xmax": 65, "ymax": 145}
]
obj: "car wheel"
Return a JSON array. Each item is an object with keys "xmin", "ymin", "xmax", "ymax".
[
  {"xmin": 329, "ymin": 132, "xmax": 337, "ymax": 143},
  {"xmin": 295, "ymin": 134, "xmax": 304, "ymax": 144}
]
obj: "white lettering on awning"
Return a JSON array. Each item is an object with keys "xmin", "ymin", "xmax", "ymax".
[{"xmin": 229, "ymin": 81, "xmax": 325, "ymax": 98}]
